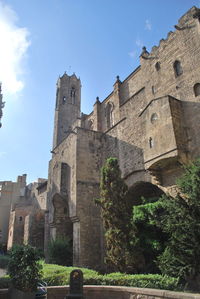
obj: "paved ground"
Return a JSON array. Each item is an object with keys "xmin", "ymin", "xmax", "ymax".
[{"xmin": 0, "ymin": 268, "xmax": 6, "ymax": 277}]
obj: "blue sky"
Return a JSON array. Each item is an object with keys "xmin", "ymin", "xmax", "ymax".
[{"xmin": 0, "ymin": 0, "xmax": 199, "ymax": 183}]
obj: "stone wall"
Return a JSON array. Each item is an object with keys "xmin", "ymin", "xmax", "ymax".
[{"xmin": 1, "ymin": 286, "xmax": 200, "ymax": 299}]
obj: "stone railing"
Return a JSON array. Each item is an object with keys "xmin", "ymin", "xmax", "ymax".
[{"xmin": 0, "ymin": 285, "xmax": 200, "ymax": 299}]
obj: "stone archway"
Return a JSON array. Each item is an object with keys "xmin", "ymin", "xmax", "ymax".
[
  {"xmin": 127, "ymin": 181, "xmax": 166, "ymax": 273},
  {"xmin": 127, "ymin": 181, "xmax": 164, "ymax": 206}
]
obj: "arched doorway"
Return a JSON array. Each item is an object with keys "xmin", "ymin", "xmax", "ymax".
[{"xmin": 127, "ymin": 181, "xmax": 164, "ymax": 206}]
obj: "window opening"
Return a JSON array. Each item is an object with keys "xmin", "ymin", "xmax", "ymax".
[
  {"xmin": 149, "ymin": 137, "xmax": 153, "ymax": 148},
  {"xmin": 155, "ymin": 62, "xmax": 160, "ymax": 71},
  {"xmin": 194, "ymin": 83, "xmax": 200, "ymax": 96},
  {"xmin": 71, "ymin": 87, "xmax": 76, "ymax": 104},
  {"xmin": 173, "ymin": 60, "xmax": 183, "ymax": 77},
  {"xmin": 105, "ymin": 102, "xmax": 114, "ymax": 129},
  {"xmin": 151, "ymin": 113, "xmax": 158, "ymax": 124}
]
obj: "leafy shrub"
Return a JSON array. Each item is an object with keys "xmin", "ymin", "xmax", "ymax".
[
  {"xmin": 0, "ymin": 263, "xmax": 180, "ymax": 291},
  {"xmin": 101, "ymin": 273, "xmax": 180, "ymax": 290},
  {"xmin": 41, "ymin": 264, "xmax": 180, "ymax": 290},
  {"xmin": 0, "ymin": 255, "xmax": 10, "ymax": 269},
  {"xmin": 48, "ymin": 238, "xmax": 72, "ymax": 266},
  {"xmin": 7, "ymin": 244, "xmax": 42, "ymax": 292}
]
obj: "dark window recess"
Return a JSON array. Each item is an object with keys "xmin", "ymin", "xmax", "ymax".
[
  {"xmin": 173, "ymin": 60, "xmax": 183, "ymax": 77},
  {"xmin": 149, "ymin": 137, "xmax": 153, "ymax": 148},
  {"xmin": 63, "ymin": 96, "xmax": 67, "ymax": 103},
  {"xmin": 61, "ymin": 163, "xmax": 70, "ymax": 194},
  {"xmin": 155, "ymin": 62, "xmax": 160, "ymax": 71},
  {"xmin": 19, "ymin": 216, "xmax": 23, "ymax": 222},
  {"xmin": 194, "ymin": 83, "xmax": 200, "ymax": 96}
]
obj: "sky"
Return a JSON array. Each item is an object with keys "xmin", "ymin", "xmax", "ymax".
[{"xmin": 0, "ymin": 0, "xmax": 199, "ymax": 183}]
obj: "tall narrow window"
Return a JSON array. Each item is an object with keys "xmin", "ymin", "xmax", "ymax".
[
  {"xmin": 63, "ymin": 96, "xmax": 66, "ymax": 104},
  {"xmin": 194, "ymin": 83, "xmax": 200, "ymax": 97},
  {"xmin": 56, "ymin": 88, "xmax": 59, "ymax": 108},
  {"xmin": 71, "ymin": 87, "xmax": 76, "ymax": 104},
  {"xmin": 149, "ymin": 137, "xmax": 153, "ymax": 148},
  {"xmin": 105, "ymin": 102, "xmax": 114, "ymax": 129},
  {"xmin": 173, "ymin": 60, "xmax": 183, "ymax": 77}
]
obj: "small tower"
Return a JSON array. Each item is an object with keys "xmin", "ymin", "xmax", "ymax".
[
  {"xmin": 52, "ymin": 73, "xmax": 81, "ymax": 149},
  {"xmin": 0, "ymin": 83, "xmax": 5, "ymax": 128}
]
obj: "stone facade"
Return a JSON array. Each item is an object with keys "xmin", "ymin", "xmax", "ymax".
[
  {"xmin": 6, "ymin": 177, "xmax": 47, "ymax": 251},
  {"xmin": 0, "ymin": 174, "xmax": 26, "ymax": 247},
  {"xmin": 46, "ymin": 6, "xmax": 200, "ymax": 270}
]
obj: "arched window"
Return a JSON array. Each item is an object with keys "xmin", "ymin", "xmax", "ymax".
[
  {"xmin": 62, "ymin": 96, "xmax": 66, "ymax": 104},
  {"xmin": 173, "ymin": 60, "xmax": 183, "ymax": 77},
  {"xmin": 105, "ymin": 102, "xmax": 114, "ymax": 129},
  {"xmin": 88, "ymin": 120, "xmax": 93, "ymax": 130},
  {"xmin": 193, "ymin": 83, "xmax": 200, "ymax": 97},
  {"xmin": 71, "ymin": 87, "xmax": 76, "ymax": 104},
  {"xmin": 155, "ymin": 62, "xmax": 160, "ymax": 71}
]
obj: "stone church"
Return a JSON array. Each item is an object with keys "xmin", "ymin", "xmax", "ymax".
[
  {"xmin": 3, "ymin": 6, "xmax": 200, "ymax": 270},
  {"xmin": 45, "ymin": 6, "xmax": 200, "ymax": 270}
]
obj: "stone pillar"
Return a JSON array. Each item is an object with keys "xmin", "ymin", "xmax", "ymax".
[
  {"xmin": 44, "ymin": 210, "xmax": 50, "ymax": 261},
  {"xmin": 93, "ymin": 97, "xmax": 102, "ymax": 131}
]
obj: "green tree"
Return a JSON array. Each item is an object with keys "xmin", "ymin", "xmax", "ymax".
[
  {"xmin": 95, "ymin": 157, "xmax": 143, "ymax": 273},
  {"xmin": 132, "ymin": 196, "xmax": 168, "ymax": 273},
  {"xmin": 8, "ymin": 244, "xmax": 42, "ymax": 292},
  {"xmin": 156, "ymin": 159, "xmax": 200, "ymax": 291}
]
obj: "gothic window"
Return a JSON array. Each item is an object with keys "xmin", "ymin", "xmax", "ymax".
[
  {"xmin": 56, "ymin": 88, "xmax": 59, "ymax": 108},
  {"xmin": 173, "ymin": 60, "xmax": 183, "ymax": 77},
  {"xmin": 61, "ymin": 163, "xmax": 70, "ymax": 194},
  {"xmin": 71, "ymin": 87, "xmax": 76, "ymax": 104},
  {"xmin": 88, "ymin": 120, "xmax": 93, "ymax": 130},
  {"xmin": 155, "ymin": 62, "xmax": 160, "ymax": 71},
  {"xmin": 63, "ymin": 96, "xmax": 66, "ymax": 104},
  {"xmin": 193, "ymin": 83, "xmax": 200, "ymax": 96},
  {"xmin": 149, "ymin": 137, "xmax": 153, "ymax": 148},
  {"xmin": 105, "ymin": 102, "xmax": 114, "ymax": 129}
]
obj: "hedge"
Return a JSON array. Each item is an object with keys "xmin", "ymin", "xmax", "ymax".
[{"xmin": 0, "ymin": 263, "xmax": 180, "ymax": 291}]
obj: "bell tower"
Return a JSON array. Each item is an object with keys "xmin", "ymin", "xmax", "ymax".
[{"xmin": 52, "ymin": 73, "xmax": 81, "ymax": 149}]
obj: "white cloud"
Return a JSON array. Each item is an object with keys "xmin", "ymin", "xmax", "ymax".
[
  {"xmin": 145, "ymin": 19, "xmax": 152, "ymax": 31},
  {"xmin": 128, "ymin": 50, "xmax": 137, "ymax": 58},
  {"xmin": 0, "ymin": 1, "xmax": 30, "ymax": 95},
  {"xmin": 136, "ymin": 38, "xmax": 143, "ymax": 48}
]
